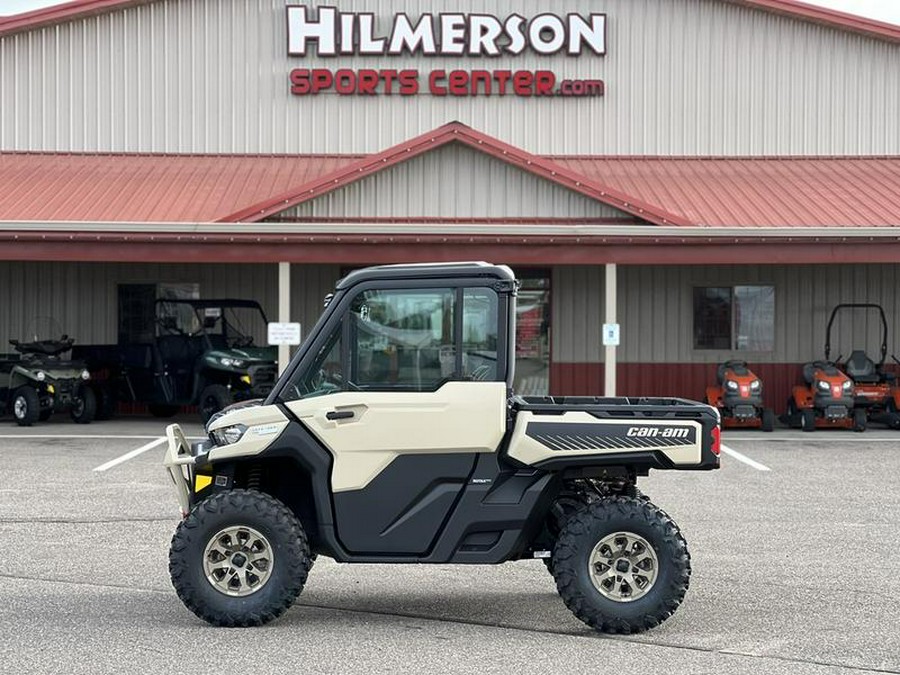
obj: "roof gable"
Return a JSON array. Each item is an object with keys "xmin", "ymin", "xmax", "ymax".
[
  {"xmin": 222, "ymin": 122, "xmax": 690, "ymax": 226},
  {"xmin": 268, "ymin": 142, "xmax": 643, "ymax": 223}
]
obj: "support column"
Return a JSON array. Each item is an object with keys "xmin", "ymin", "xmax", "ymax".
[
  {"xmin": 278, "ymin": 262, "xmax": 291, "ymax": 375},
  {"xmin": 604, "ymin": 263, "xmax": 617, "ymax": 397}
]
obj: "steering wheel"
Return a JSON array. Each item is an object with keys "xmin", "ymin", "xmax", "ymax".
[{"xmin": 233, "ymin": 335, "xmax": 254, "ymax": 348}]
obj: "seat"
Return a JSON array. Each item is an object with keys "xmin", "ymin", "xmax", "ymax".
[{"xmin": 844, "ymin": 350, "xmax": 879, "ymax": 383}]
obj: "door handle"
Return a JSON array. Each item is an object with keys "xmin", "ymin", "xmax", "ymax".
[{"xmin": 326, "ymin": 410, "xmax": 355, "ymax": 421}]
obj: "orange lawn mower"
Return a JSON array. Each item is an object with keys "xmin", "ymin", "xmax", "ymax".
[
  {"xmin": 784, "ymin": 360, "xmax": 864, "ymax": 432},
  {"xmin": 705, "ymin": 360, "xmax": 775, "ymax": 431},
  {"xmin": 825, "ymin": 304, "xmax": 900, "ymax": 430}
]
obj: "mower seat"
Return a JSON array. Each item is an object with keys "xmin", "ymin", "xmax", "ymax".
[
  {"xmin": 717, "ymin": 360, "xmax": 749, "ymax": 385},
  {"xmin": 844, "ymin": 350, "xmax": 879, "ymax": 383}
]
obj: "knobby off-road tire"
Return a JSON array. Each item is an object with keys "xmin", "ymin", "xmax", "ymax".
[
  {"xmin": 169, "ymin": 489, "xmax": 312, "ymax": 627},
  {"xmin": 12, "ymin": 386, "xmax": 40, "ymax": 426},
  {"xmin": 70, "ymin": 386, "xmax": 97, "ymax": 424},
  {"xmin": 551, "ymin": 496, "xmax": 691, "ymax": 634},
  {"xmin": 543, "ymin": 487, "xmax": 653, "ymax": 575}
]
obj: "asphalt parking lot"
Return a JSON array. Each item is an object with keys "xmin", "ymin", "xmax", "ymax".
[{"xmin": 2, "ymin": 417, "xmax": 899, "ymax": 675}]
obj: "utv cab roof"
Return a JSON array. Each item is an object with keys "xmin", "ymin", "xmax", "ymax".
[{"xmin": 336, "ymin": 262, "xmax": 516, "ymax": 290}]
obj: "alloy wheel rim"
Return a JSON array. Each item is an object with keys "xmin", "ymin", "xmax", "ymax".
[
  {"xmin": 203, "ymin": 525, "xmax": 274, "ymax": 597},
  {"xmin": 13, "ymin": 397, "xmax": 27, "ymax": 419},
  {"xmin": 588, "ymin": 531, "xmax": 659, "ymax": 603}
]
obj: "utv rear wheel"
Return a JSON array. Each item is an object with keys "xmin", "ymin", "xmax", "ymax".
[
  {"xmin": 12, "ymin": 386, "xmax": 40, "ymax": 426},
  {"xmin": 169, "ymin": 489, "xmax": 311, "ymax": 626},
  {"xmin": 551, "ymin": 496, "xmax": 690, "ymax": 634},
  {"xmin": 800, "ymin": 409, "xmax": 816, "ymax": 432},
  {"xmin": 853, "ymin": 408, "xmax": 867, "ymax": 433},
  {"xmin": 760, "ymin": 408, "xmax": 775, "ymax": 432},
  {"xmin": 199, "ymin": 384, "xmax": 232, "ymax": 423},
  {"xmin": 70, "ymin": 386, "xmax": 97, "ymax": 424}
]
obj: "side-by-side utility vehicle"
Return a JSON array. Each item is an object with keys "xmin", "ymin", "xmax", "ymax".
[
  {"xmin": 77, "ymin": 299, "xmax": 278, "ymax": 422},
  {"xmin": 164, "ymin": 263, "xmax": 720, "ymax": 634},
  {"xmin": 1, "ymin": 335, "xmax": 96, "ymax": 426}
]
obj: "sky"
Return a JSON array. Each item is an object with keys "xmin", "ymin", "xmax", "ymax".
[{"xmin": 2, "ymin": 0, "xmax": 900, "ymax": 25}]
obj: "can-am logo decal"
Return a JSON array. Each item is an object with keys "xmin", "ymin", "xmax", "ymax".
[
  {"xmin": 286, "ymin": 6, "xmax": 606, "ymax": 98},
  {"xmin": 626, "ymin": 427, "xmax": 691, "ymax": 439}
]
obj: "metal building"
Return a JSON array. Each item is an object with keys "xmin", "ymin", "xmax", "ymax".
[{"xmin": 2, "ymin": 0, "xmax": 900, "ymax": 409}]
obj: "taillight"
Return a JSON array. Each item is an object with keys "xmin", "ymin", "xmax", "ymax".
[{"xmin": 711, "ymin": 426, "xmax": 721, "ymax": 456}]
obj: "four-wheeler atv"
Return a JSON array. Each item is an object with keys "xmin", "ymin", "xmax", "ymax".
[
  {"xmin": 77, "ymin": 299, "xmax": 278, "ymax": 423},
  {"xmin": 0, "ymin": 335, "xmax": 96, "ymax": 426},
  {"xmin": 824, "ymin": 304, "xmax": 900, "ymax": 429},
  {"xmin": 164, "ymin": 262, "xmax": 720, "ymax": 634},
  {"xmin": 784, "ymin": 361, "xmax": 863, "ymax": 432},
  {"xmin": 705, "ymin": 360, "xmax": 775, "ymax": 431}
]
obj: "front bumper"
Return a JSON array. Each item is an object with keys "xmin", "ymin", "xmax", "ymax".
[{"xmin": 162, "ymin": 424, "xmax": 195, "ymax": 516}]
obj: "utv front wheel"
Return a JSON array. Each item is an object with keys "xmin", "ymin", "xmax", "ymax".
[
  {"xmin": 12, "ymin": 386, "xmax": 40, "ymax": 426},
  {"xmin": 169, "ymin": 489, "xmax": 311, "ymax": 626},
  {"xmin": 551, "ymin": 497, "xmax": 690, "ymax": 634}
]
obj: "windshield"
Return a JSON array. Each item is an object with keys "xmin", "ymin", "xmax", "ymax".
[{"xmin": 156, "ymin": 302, "xmax": 268, "ymax": 348}]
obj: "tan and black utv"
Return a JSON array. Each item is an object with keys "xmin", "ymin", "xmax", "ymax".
[{"xmin": 164, "ymin": 263, "xmax": 720, "ymax": 633}]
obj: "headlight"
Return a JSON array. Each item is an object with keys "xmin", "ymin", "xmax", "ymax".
[
  {"xmin": 750, "ymin": 380, "xmax": 761, "ymax": 391},
  {"xmin": 219, "ymin": 357, "xmax": 247, "ymax": 368},
  {"xmin": 81, "ymin": 370, "xmax": 91, "ymax": 380},
  {"xmin": 36, "ymin": 371, "xmax": 46, "ymax": 382},
  {"xmin": 842, "ymin": 380, "xmax": 852, "ymax": 391},
  {"xmin": 211, "ymin": 424, "xmax": 247, "ymax": 446},
  {"xmin": 725, "ymin": 380, "xmax": 739, "ymax": 391},
  {"xmin": 817, "ymin": 380, "xmax": 830, "ymax": 392}
]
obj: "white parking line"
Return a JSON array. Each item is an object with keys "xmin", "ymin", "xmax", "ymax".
[
  {"xmin": 0, "ymin": 434, "xmax": 166, "ymax": 440},
  {"xmin": 92, "ymin": 437, "xmax": 167, "ymax": 472},
  {"xmin": 720, "ymin": 444, "xmax": 772, "ymax": 472}
]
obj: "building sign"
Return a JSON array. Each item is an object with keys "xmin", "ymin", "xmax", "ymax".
[{"xmin": 286, "ymin": 6, "xmax": 606, "ymax": 98}]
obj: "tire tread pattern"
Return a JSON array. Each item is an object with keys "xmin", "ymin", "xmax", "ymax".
[
  {"xmin": 169, "ymin": 489, "xmax": 311, "ymax": 627},
  {"xmin": 552, "ymin": 496, "xmax": 691, "ymax": 634}
]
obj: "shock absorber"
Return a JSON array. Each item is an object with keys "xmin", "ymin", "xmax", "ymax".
[{"xmin": 246, "ymin": 463, "xmax": 263, "ymax": 491}]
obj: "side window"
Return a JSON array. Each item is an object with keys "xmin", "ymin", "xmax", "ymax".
[
  {"xmin": 350, "ymin": 288, "xmax": 456, "ymax": 391},
  {"xmin": 281, "ymin": 322, "xmax": 342, "ymax": 401},
  {"xmin": 462, "ymin": 289, "xmax": 499, "ymax": 381}
]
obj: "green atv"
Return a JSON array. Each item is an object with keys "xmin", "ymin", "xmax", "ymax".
[{"xmin": 0, "ymin": 335, "xmax": 96, "ymax": 426}]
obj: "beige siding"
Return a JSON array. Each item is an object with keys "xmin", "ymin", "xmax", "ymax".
[
  {"xmin": 551, "ymin": 266, "xmax": 604, "ymax": 363},
  {"xmin": 0, "ymin": 262, "xmax": 338, "ymax": 350},
  {"xmin": 2, "ymin": 0, "xmax": 898, "ymax": 155},
  {"xmin": 278, "ymin": 144, "xmax": 630, "ymax": 220},
  {"xmin": 618, "ymin": 264, "xmax": 900, "ymax": 363}
]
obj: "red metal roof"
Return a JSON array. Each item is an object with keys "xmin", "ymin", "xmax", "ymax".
[
  {"xmin": 0, "ymin": 152, "xmax": 360, "ymax": 222},
  {"xmin": 551, "ymin": 156, "xmax": 900, "ymax": 227},
  {"xmin": 2, "ymin": 0, "xmax": 899, "ymax": 43}
]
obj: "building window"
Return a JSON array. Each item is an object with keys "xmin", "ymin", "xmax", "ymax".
[
  {"xmin": 693, "ymin": 286, "xmax": 775, "ymax": 351},
  {"xmin": 514, "ymin": 271, "xmax": 551, "ymax": 395}
]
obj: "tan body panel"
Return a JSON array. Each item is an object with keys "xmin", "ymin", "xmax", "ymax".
[
  {"xmin": 285, "ymin": 381, "xmax": 507, "ymax": 492},
  {"xmin": 507, "ymin": 411, "xmax": 703, "ymax": 467}
]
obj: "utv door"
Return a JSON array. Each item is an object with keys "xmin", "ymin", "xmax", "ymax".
[{"xmin": 282, "ymin": 285, "xmax": 508, "ymax": 556}]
